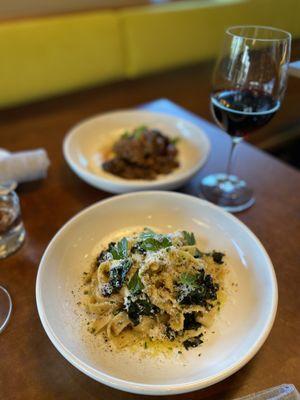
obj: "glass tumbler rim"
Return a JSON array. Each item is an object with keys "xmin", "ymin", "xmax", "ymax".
[{"xmin": 226, "ymin": 25, "xmax": 292, "ymax": 43}]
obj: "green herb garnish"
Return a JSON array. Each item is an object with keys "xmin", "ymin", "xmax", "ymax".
[
  {"xmin": 121, "ymin": 131, "xmax": 130, "ymax": 139},
  {"xmin": 139, "ymin": 227, "xmax": 156, "ymax": 240},
  {"xmin": 138, "ymin": 229, "xmax": 172, "ymax": 252},
  {"xmin": 140, "ymin": 236, "xmax": 172, "ymax": 252},
  {"xmin": 182, "ymin": 231, "xmax": 196, "ymax": 245},
  {"xmin": 109, "ymin": 237, "xmax": 128, "ymax": 260},
  {"xmin": 133, "ymin": 125, "xmax": 147, "ymax": 139},
  {"xmin": 170, "ymin": 137, "xmax": 180, "ymax": 145},
  {"xmin": 179, "ymin": 273, "xmax": 198, "ymax": 288},
  {"xmin": 128, "ymin": 270, "xmax": 144, "ymax": 295}
]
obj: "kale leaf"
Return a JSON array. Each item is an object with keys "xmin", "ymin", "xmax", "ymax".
[
  {"xmin": 183, "ymin": 334, "xmax": 203, "ymax": 350},
  {"xmin": 212, "ymin": 250, "xmax": 225, "ymax": 264},
  {"xmin": 131, "ymin": 242, "xmax": 147, "ymax": 255},
  {"xmin": 177, "ymin": 269, "xmax": 219, "ymax": 309},
  {"xmin": 96, "ymin": 249, "xmax": 111, "ymax": 265},
  {"xmin": 183, "ymin": 312, "xmax": 202, "ymax": 330},
  {"xmin": 165, "ymin": 326, "xmax": 177, "ymax": 341},
  {"xmin": 125, "ymin": 293, "xmax": 160, "ymax": 326},
  {"xmin": 102, "ymin": 258, "xmax": 132, "ymax": 296}
]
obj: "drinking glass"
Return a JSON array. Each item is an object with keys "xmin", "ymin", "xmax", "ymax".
[
  {"xmin": 201, "ymin": 26, "xmax": 291, "ymax": 212},
  {"xmin": 0, "ymin": 181, "xmax": 25, "ymax": 333}
]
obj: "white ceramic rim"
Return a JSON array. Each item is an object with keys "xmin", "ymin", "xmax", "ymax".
[
  {"xmin": 62, "ymin": 110, "xmax": 210, "ymax": 190},
  {"xmin": 36, "ymin": 191, "xmax": 278, "ymax": 395}
]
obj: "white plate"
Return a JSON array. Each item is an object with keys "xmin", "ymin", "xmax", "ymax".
[
  {"xmin": 36, "ymin": 192, "xmax": 277, "ymax": 395},
  {"xmin": 63, "ymin": 110, "xmax": 210, "ymax": 193}
]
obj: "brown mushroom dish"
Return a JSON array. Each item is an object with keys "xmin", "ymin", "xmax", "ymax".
[{"xmin": 102, "ymin": 126, "xmax": 179, "ymax": 180}]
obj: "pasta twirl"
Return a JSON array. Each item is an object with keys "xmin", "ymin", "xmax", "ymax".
[{"xmin": 82, "ymin": 229, "xmax": 227, "ymax": 350}]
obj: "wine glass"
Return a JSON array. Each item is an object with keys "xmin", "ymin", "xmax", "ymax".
[
  {"xmin": 201, "ymin": 25, "xmax": 291, "ymax": 212},
  {"xmin": 0, "ymin": 285, "xmax": 12, "ymax": 333}
]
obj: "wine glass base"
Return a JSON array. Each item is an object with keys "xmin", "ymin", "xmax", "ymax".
[
  {"xmin": 200, "ymin": 173, "xmax": 255, "ymax": 213},
  {"xmin": 0, "ymin": 285, "xmax": 12, "ymax": 334}
]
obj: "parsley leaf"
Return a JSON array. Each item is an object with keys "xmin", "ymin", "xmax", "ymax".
[
  {"xmin": 140, "ymin": 236, "xmax": 171, "ymax": 252},
  {"xmin": 139, "ymin": 228, "xmax": 156, "ymax": 240},
  {"xmin": 138, "ymin": 229, "xmax": 172, "ymax": 252},
  {"xmin": 108, "ymin": 238, "xmax": 128, "ymax": 260},
  {"xmin": 133, "ymin": 125, "xmax": 147, "ymax": 139},
  {"xmin": 170, "ymin": 137, "xmax": 180, "ymax": 145},
  {"xmin": 182, "ymin": 231, "xmax": 196, "ymax": 245},
  {"xmin": 179, "ymin": 273, "xmax": 198, "ymax": 288},
  {"xmin": 128, "ymin": 270, "xmax": 144, "ymax": 295}
]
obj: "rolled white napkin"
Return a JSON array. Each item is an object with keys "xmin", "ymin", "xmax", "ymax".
[{"xmin": 0, "ymin": 149, "xmax": 50, "ymax": 184}]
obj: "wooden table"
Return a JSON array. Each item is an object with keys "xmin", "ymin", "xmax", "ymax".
[{"xmin": 0, "ymin": 90, "xmax": 299, "ymax": 398}]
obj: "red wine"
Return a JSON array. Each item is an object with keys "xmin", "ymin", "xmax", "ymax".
[{"xmin": 211, "ymin": 89, "xmax": 280, "ymax": 137}]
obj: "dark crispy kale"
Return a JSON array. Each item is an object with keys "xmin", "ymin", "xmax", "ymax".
[
  {"xmin": 165, "ymin": 326, "xmax": 177, "ymax": 341},
  {"xmin": 131, "ymin": 242, "xmax": 147, "ymax": 255},
  {"xmin": 193, "ymin": 248, "xmax": 203, "ymax": 259},
  {"xmin": 211, "ymin": 251, "xmax": 225, "ymax": 264},
  {"xmin": 176, "ymin": 269, "xmax": 219, "ymax": 309},
  {"xmin": 96, "ymin": 248, "xmax": 112, "ymax": 265},
  {"xmin": 125, "ymin": 293, "xmax": 160, "ymax": 326},
  {"xmin": 183, "ymin": 312, "xmax": 202, "ymax": 330},
  {"xmin": 101, "ymin": 259, "xmax": 132, "ymax": 296},
  {"xmin": 183, "ymin": 334, "xmax": 203, "ymax": 350}
]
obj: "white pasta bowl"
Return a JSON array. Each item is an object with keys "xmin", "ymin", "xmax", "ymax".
[
  {"xmin": 36, "ymin": 192, "xmax": 277, "ymax": 395},
  {"xmin": 63, "ymin": 110, "xmax": 210, "ymax": 193}
]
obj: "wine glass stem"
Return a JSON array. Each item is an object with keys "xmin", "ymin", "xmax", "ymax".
[{"xmin": 226, "ymin": 137, "xmax": 240, "ymax": 176}]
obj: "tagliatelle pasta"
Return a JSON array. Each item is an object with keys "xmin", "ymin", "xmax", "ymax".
[{"xmin": 82, "ymin": 229, "xmax": 227, "ymax": 350}]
